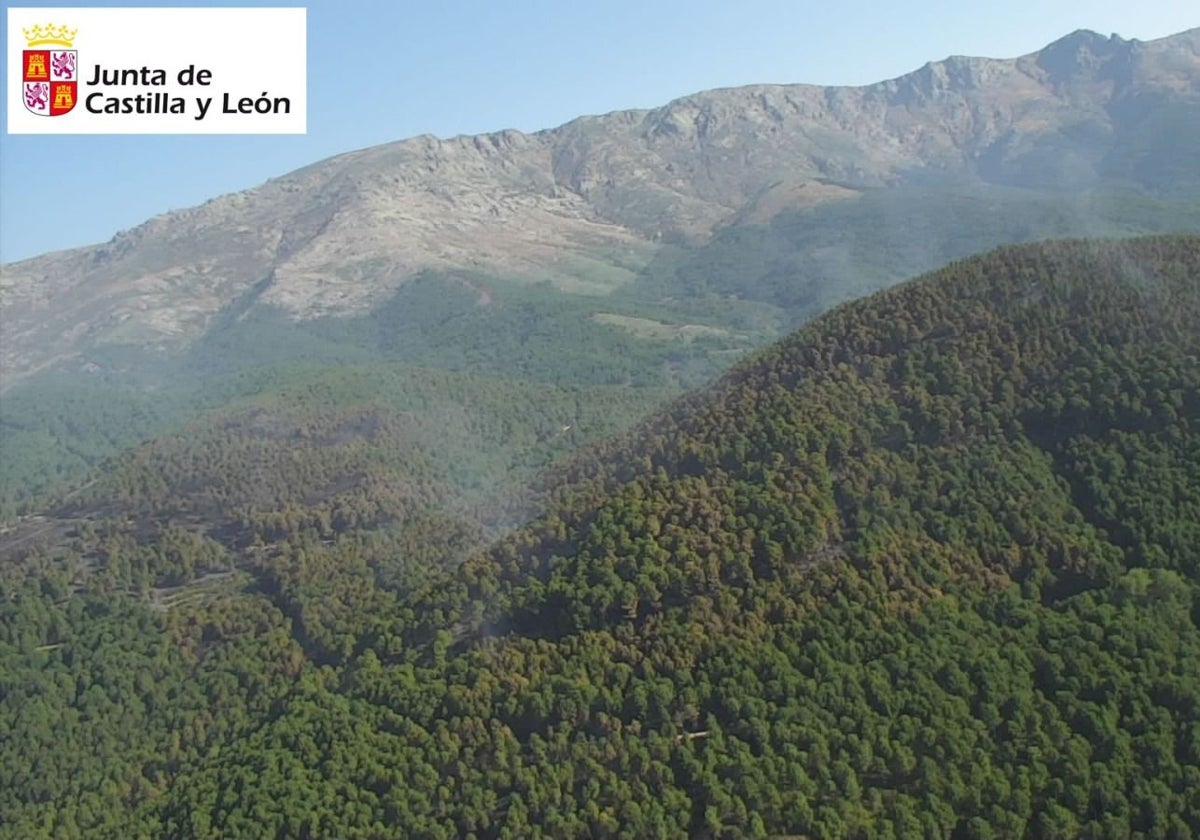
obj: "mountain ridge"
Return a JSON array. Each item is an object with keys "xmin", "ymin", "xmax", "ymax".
[{"xmin": 2, "ymin": 27, "xmax": 1198, "ymax": 386}]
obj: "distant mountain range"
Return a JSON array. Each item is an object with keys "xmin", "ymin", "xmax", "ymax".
[
  {"xmin": 3, "ymin": 19, "xmax": 1200, "ymax": 837},
  {"xmin": 2, "ymin": 27, "xmax": 1198, "ymax": 387}
]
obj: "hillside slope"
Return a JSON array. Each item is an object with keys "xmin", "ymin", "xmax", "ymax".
[
  {"xmin": 4, "ymin": 28, "xmax": 1198, "ymax": 514},
  {"xmin": 1, "ymin": 28, "xmax": 1198, "ymax": 385},
  {"xmin": 2, "ymin": 236, "xmax": 1198, "ymax": 838}
]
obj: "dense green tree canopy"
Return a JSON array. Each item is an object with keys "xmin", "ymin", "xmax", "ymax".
[{"xmin": 2, "ymin": 236, "xmax": 1199, "ymax": 838}]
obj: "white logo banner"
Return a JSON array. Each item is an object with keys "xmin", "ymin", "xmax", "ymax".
[{"xmin": 6, "ymin": 6, "xmax": 306, "ymax": 134}]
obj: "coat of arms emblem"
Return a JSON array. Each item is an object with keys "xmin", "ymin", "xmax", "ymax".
[{"xmin": 22, "ymin": 24, "xmax": 78, "ymax": 117}]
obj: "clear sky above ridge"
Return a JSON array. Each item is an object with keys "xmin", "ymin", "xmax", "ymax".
[{"xmin": 0, "ymin": 0, "xmax": 1196, "ymax": 262}]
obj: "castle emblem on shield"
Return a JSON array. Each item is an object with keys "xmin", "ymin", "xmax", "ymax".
[{"xmin": 22, "ymin": 24, "xmax": 78, "ymax": 116}]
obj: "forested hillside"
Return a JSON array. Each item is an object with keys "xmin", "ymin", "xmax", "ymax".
[
  {"xmin": 6, "ymin": 28, "xmax": 1200, "ymax": 389},
  {"xmin": 5, "ymin": 26, "xmax": 1200, "ymax": 511},
  {"xmin": 6, "ymin": 183, "xmax": 1197, "ymax": 515},
  {"xmin": 2, "ymin": 236, "xmax": 1199, "ymax": 838},
  {"xmin": 0, "ymin": 366, "xmax": 677, "ymax": 593}
]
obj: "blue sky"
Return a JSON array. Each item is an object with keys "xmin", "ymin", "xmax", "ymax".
[{"xmin": 1, "ymin": 0, "xmax": 1196, "ymax": 262}]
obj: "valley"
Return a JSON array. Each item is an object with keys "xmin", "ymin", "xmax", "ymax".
[
  {"xmin": 1, "ymin": 237, "xmax": 1198, "ymax": 837},
  {"xmin": 1, "ymin": 23, "xmax": 1199, "ymax": 840}
]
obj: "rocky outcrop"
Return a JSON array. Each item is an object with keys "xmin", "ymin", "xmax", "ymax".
[{"xmin": 1, "ymin": 28, "xmax": 1196, "ymax": 385}]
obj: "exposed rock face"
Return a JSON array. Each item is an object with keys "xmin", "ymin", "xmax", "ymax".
[{"xmin": 1, "ymin": 28, "xmax": 1197, "ymax": 384}]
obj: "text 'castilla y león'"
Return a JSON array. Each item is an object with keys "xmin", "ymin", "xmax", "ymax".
[{"xmin": 84, "ymin": 64, "xmax": 291, "ymax": 119}]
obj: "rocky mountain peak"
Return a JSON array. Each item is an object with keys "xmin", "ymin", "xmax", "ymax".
[
  {"xmin": 1, "ymin": 27, "xmax": 1197, "ymax": 388},
  {"xmin": 1034, "ymin": 28, "xmax": 1134, "ymax": 84}
]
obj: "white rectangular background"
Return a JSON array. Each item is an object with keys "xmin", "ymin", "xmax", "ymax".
[{"xmin": 7, "ymin": 7, "xmax": 306, "ymax": 134}]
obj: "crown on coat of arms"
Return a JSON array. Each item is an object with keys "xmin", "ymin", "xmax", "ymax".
[{"xmin": 23, "ymin": 24, "xmax": 77, "ymax": 47}]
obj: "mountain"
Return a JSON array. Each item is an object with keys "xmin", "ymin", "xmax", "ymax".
[
  {"xmin": 2, "ymin": 28, "xmax": 1198, "ymax": 516},
  {"xmin": 2, "ymin": 236, "xmax": 1198, "ymax": 837},
  {"xmin": 2, "ymin": 28, "xmax": 1199, "ymax": 387},
  {"xmin": 2, "ymin": 25, "xmax": 1200, "ymax": 832}
]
